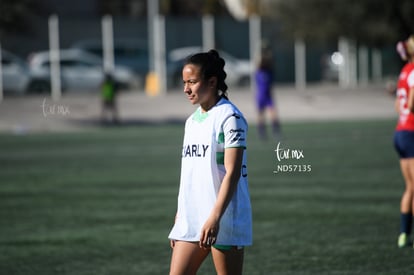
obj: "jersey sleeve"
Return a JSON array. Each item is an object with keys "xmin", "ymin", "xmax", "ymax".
[
  {"xmin": 408, "ymin": 70, "xmax": 414, "ymax": 88},
  {"xmin": 223, "ymin": 113, "xmax": 247, "ymax": 149}
]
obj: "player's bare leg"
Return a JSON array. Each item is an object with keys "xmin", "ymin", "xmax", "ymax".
[
  {"xmin": 257, "ymin": 110, "xmax": 266, "ymax": 139},
  {"xmin": 398, "ymin": 158, "xmax": 414, "ymax": 247},
  {"xmin": 169, "ymin": 241, "xmax": 210, "ymax": 275},
  {"xmin": 211, "ymin": 246, "xmax": 244, "ymax": 275},
  {"xmin": 400, "ymin": 159, "xmax": 414, "ymax": 213},
  {"xmin": 267, "ymin": 107, "xmax": 281, "ymax": 138}
]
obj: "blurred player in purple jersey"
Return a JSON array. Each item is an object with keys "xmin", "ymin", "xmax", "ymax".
[{"xmin": 254, "ymin": 46, "xmax": 281, "ymax": 140}]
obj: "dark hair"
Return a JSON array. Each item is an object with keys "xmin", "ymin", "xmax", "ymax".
[
  {"xmin": 258, "ymin": 54, "xmax": 273, "ymax": 71},
  {"xmin": 184, "ymin": 49, "xmax": 229, "ymax": 99}
]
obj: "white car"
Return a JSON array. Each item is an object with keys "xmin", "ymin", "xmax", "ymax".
[
  {"xmin": 1, "ymin": 50, "xmax": 31, "ymax": 94},
  {"xmin": 28, "ymin": 49, "xmax": 138, "ymax": 92},
  {"xmin": 71, "ymin": 38, "xmax": 149, "ymax": 82},
  {"xmin": 168, "ymin": 47, "xmax": 251, "ymax": 87}
]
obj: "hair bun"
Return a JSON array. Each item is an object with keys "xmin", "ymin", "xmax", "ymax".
[{"xmin": 208, "ymin": 49, "xmax": 220, "ymax": 59}]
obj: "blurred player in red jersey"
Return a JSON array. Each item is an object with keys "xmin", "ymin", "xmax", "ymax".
[{"xmin": 394, "ymin": 35, "xmax": 414, "ymax": 248}]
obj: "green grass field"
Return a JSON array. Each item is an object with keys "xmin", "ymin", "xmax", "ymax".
[{"xmin": 1, "ymin": 119, "xmax": 413, "ymax": 274}]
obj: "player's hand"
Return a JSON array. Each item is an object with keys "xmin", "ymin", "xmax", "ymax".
[
  {"xmin": 199, "ymin": 216, "xmax": 219, "ymax": 249},
  {"xmin": 170, "ymin": 239, "xmax": 176, "ymax": 249}
]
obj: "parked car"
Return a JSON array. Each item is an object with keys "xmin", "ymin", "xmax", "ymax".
[
  {"xmin": 71, "ymin": 38, "xmax": 149, "ymax": 87},
  {"xmin": 1, "ymin": 50, "xmax": 31, "ymax": 94},
  {"xmin": 167, "ymin": 46, "xmax": 251, "ymax": 88},
  {"xmin": 28, "ymin": 49, "xmax": 138, "ymax": 92}
]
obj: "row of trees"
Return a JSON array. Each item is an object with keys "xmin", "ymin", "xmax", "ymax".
[
  {"xmin": 1, "ymin": 0, "xmax": 413, "ymax": 46},
  {"xmin": 270, "ymin": 0, "xmax": 414, "ymax": 46}
]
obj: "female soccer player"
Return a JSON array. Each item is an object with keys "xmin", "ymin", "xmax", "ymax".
[
  {"xmin": 395, "ymin": 35, "xmax": 414, "ymax": 248},
  {"xmin": 168, "ymin": 50, "xmax": 252, "ymax": 274}
]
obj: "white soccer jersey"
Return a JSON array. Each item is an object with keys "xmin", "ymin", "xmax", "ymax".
[{"xmin": 168, "ymin": 98, "xmax": 252, "ymax": 246}]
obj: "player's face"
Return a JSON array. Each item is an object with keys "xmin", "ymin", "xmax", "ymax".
[{"xmin": 182, "ymin": 64, "xmax": 212, "ymax": 106}]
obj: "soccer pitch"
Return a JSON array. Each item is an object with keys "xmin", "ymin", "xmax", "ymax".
[{"xmin": 1, "ymin": 119, "xmax": 413, "ymax": 274}]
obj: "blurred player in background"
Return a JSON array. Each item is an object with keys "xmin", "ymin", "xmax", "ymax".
[
  {"xmin": 101, "ymin": 73, "xmax": 119, "ymax": 124},
  {"xmin": 168, "ymin": 50, "xmax": 252, "ymax": 274},
  {"xmin": 254, "ymin": 44, "xmax": 281, "ymax": 140},
  {"xmin": 394, "ymin": 35, "xmax": 414, "ymax": 248}
]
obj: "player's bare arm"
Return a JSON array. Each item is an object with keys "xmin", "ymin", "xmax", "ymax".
[
  {"xmin": 408, "ymin": 87, "xmax": 414, "ymax": 113},
  {"xmin": 199, "ymin": 147, "xmax": 244, "ymax": 248},
  {"xmin": 395, "ymin": 97, "xmax": 400, "ymax": 113}
]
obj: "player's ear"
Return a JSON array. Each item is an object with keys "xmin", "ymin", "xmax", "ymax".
[{"xmin": 208, "ymin": 76, "xmax": 217, "ymax": 88}]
